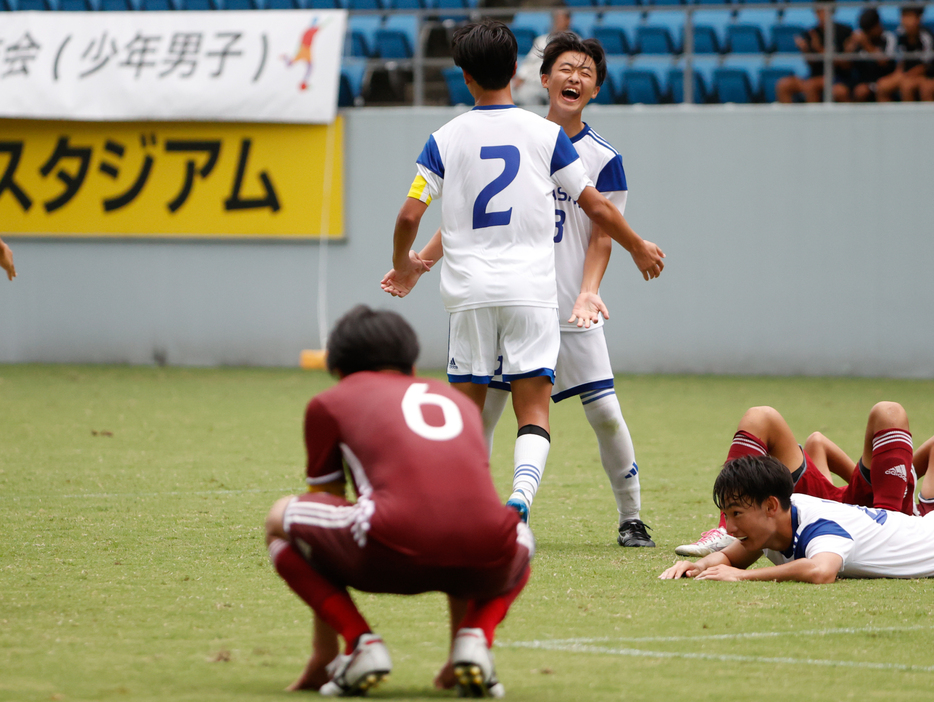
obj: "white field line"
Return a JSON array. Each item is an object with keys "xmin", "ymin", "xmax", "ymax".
[
  {"xmin": 500, "ymin": 625, "xmax": 934, "ymax": 673},
  {"xmin": 2, "ymin": 488, "xmax": 299, "ymax": 501}
]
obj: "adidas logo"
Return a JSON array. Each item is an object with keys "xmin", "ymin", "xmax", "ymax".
[
  {"xmin": 885, "ymin": 464, "xmax": 908, "ymax": 482},
  {"xmin": 448, "ymin": 357, "xmax": 458, "ymax": 370},
  {"xmin": 624, "ymin": 462, "xmax": 639, "ymax": 480}
]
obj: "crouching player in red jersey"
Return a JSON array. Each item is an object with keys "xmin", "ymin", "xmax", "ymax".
[{"xmin": 265, "ymin": 305, "xmax": 533, "ymax": 698}]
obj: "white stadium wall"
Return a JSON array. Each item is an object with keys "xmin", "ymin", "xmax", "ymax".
[{"xmin": 1, "ymin": 104, "xmax": 932, "ymax": 376}]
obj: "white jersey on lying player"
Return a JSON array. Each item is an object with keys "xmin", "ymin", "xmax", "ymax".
[
  {"xmin": 554, "ymin": 123, "xmax": 628, "ymax": 334},
  {"xmin": 409, "ymin": 105, "xmax": 593, "ymax": 314},
  {"xmin": 764, "ymin": 493, "xmax": 934, "ymax": 579}
]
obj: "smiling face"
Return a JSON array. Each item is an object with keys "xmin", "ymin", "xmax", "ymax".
[
  {"xmin": 541, "ymin": 50, "xmax": 600, "ymax": 120},
  {"xmin": 721, "ymin": 495, "xmax": 788, "ymax": 553}
]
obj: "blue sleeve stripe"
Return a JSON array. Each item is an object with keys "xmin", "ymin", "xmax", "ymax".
[
  {"xmin": 595, "ymin": 155, "xmax": 628, "ymax": 193},
  {"xmin": 550, "ymin": 129, "xmax": 580, "ymax": 177},
  {"xmin": 794, "ymin": 518, "xmax": 852, "ymax": 560},
  {"xmin": 416, "ymin": 135, "xmax": 444, "ymax": 179}
]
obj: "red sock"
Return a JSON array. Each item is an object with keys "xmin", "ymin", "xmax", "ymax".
[
  {"xmin": 270, "ymin": 539, "xmax": 370, "ymax": 653},
  {"xmin": 726, "ymin": 430, "xmax": 768, "ymax": 463},
  {"xmin": 460, "ymin": 565, "xmax": 531, "ymax": 648},
  {"xmin": 869, "ymin": 429, "xmax": 914, "ymax": 513}
]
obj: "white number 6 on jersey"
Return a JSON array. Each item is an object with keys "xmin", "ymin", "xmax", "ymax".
[{"xmin": 402, "ymin": 383, "xmax": 464, "ymax": 441}]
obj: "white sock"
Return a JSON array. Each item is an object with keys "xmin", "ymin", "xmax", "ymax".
[
  {"xmin": 512, "ymin": 429, "xmax": 550, "ymax": 506},
  {"xmin": 582, "ymin": 391, "xmax": 640, "ymax": 523},
  {"xmin": 480, "ymin": 388, "xmax": 510, "ymax": 459}
]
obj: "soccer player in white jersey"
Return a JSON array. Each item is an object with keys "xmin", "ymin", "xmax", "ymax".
[
  {"xmin": 387, "ymin": 20, "xmax": 665, "ymax": 529},
  {"xmin": 659, "ymin": 455, "xmax": 934, "ymax": 583}
]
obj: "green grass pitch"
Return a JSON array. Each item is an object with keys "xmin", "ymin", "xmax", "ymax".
[{"xmin": 3, "ymin": 365, "xmax": 934, "ymax": 702}]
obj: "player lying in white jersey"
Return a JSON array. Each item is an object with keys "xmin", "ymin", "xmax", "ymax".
[
  {"xmin": 660, "ymin": 454, "xmax": 934, "ymax": 583},
  {"xmin": 382, "ymin": 33, "xmax": 661, "ymax": 545}
]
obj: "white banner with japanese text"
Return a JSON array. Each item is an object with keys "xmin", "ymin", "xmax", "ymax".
[{"xmin": 0, "ymin": 10, "xmax": 346, "ymax": 124}]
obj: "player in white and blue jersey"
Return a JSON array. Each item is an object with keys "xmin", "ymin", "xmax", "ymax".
[
  {"xmin": 386, "ymin": 21, "xmax": 666, "ymax": 532},
  {"xmin": 660, "ymin": 454, "xmax": 934, "ymax": 583}
]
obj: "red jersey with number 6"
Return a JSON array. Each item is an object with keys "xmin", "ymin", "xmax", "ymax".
[{"xmin": 303, "ymin": 371, "xmax": 520, "ymax": 568}]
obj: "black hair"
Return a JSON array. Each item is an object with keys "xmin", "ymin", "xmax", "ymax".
[
  {"xmin": 713, "ymin": 455, "xmax": 793, "ymax": 512},
  {"xmin": 901, "ymin": 5, "xmax": 924, "ymax": 18},
  {"xmin": 326, "ymin": 305, "xmax": 419, "ymax": 377},
  {"xmin": 451, "ymin": 19, "xmax": 518, "ymax": 91},
  {"xmin": 540, "ymin": 32, "xmax": 608, "ymax": 88},
  {"xmin": 859, "ymin": 8, "xmax": 881, "ymax": 32}
]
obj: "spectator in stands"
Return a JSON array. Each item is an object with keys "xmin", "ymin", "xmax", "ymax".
[
  {"xmin": 0, "ymin": 237, "xmax": 15, "ymax": 281},
  {"xmin": 512, "ymin": 9, "xmax": 571, "ymax": 106},
  {"xmin": 776, "ymin": 0, "xmax": 853, "ymax": 103},
  {"xmin": 876, "ymin": 6, "xmax": 934, "ymax": 102},
  {"xmin": 845, "ymin": 8, "xmax": 896, "ymax": 102}
]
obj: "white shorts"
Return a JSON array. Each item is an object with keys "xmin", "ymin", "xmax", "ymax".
[
  {"xmin": 490, "ymin": 326, "xmax": 615, "ymax": 403},
  {"xmin": 447, "ymin": 306, "xmax": 560, "ymax": 384}
]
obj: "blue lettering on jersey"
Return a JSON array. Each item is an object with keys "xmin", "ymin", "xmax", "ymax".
[
  {"xmin": 416, "ymin": 135, "xmax": 444, "ymax": 178},
  {"xmin": 855, "ymin": 505, "xmax": 888, "ymax": 525},
  {"xmin": 554, "ymin": 209, "xmax": 565, "ymax": 243},
  {"xmin": 473, "ymin": 145, "xmax": 519, "ymax": 229},
  {"xmin": 793, "ymin": 518, "xmax": 853, "ymax": 560},
  {"xmin": 550, "ymin": 129, "xmax": 580, "ymax": 176}
]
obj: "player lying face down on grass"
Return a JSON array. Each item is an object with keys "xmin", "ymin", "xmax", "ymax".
[
  {"xmin": 659, "ymin": 454, "xmax": 934, "ymax": 584},
  {"xmin": 675, "ymin": 401, "xmax": 921, "ymax": 558},
  {"xmin": 264, "ymin": 305, "xmax": 534, "ymax": 698}
]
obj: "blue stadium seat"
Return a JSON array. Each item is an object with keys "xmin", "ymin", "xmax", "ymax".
[
  {"xmin": 375, "ymin": 14, "xmax": 419, "ymax": 59},
  {"xmin": 625, "ymin": 55, "xmax": 673, "ymax": 103},
  {"xmin": 669, "ymin": 55, "xmax": 717, "ymax": 102},
  {"xmin": 264, "ymin": 0, "xmax": 297, "ymax": 8},
  {"xmin": 9, "ymin": 0, "xmax": 51, "ymax": 9},
  {"xmin": 692, "ymin": 0, "xmax": 731, "ymax": 6},
  {"xmin": 179, "ymin": 0, "xmax": 215, "ymax": 9},
  {"xmin": 638, "ymin": 10, "xmax": 684, "ymax": 54},
  {"xmin": 565, "ymin": 0, "xmax": 595, "ymax": 7},
  {"xmin": 692, "ymin": 9, "xmax": 733, "ymax": 55},
  {"xmin": 223, "ymin": 0, "xmax": 254, "ymax": 9},
  {"xmin": 646, "ymin": 0, "xmax": 683, "ymax": 7},
  {"xmin": 601, "ymin": 56, "xmax": 629, "ymax": 103},
  {"xmin": 833, "ymin": 6, "xmax": 860, "ymax": 31},
  {"xmin": 760, "ymin": 54, "xmax": 807, "ymax": 102},
  {"xmin": 307, "ymin": 0, "xmax": 342, "ymax": 7},
  {"xmin": 600, "ymin": 0, "xmax": 640, "ymax": 8},
  {"xmin": 772, "ymin": 9, "xmax": 811, "ymax": 54},
  {"xmin": 571, "ymin": 11, "xmax": 601, "ymax": 39},
  {"xmin": 390, "ymin": 0, "xmax": 423, "ymax": 9},
  {"xmin": 442, "ymin": 66, "xmax": 473, "ymax": 106},
  {"xmin": 511, "ymin": 12, "xmax": 551, "ymax": 56},
  {"xmin": 434, "ymin": 0, "xmax": 470, "ymax": 22},
  {"xmin": 348, "ymin": 15, "xmax": 382, "ymax": 58},
  {"xmin": 729, "ymin": 8, "xmax": 778, "ymax": 53},
  {"xmin": 713, "ymin": 55, "xmax": 763, "ymax": 103},
  {"xmin": 878, "ymin": 5, "xmax": 900, "ymax": 32},
  {"xmin": 99, "ymin": 0, "xmax": 133, "ymax": 9},
  {"xmin": 594, "ymin": 11, "xmax": 643, "ymax": 55},
  {"xmin": 339, "ymin": 59, "xmax": 368, "ymax": 107},
  {"xmin": 346, "ymin": 0, "xmax": 382, "ymax": 8}
]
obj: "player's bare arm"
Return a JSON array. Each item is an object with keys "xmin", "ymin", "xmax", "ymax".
[
  {"xmin": 576, "ymin": 187, "xmax": 665, "ymax": 281},
  {"xmin": 384, "ymin": 198, "xmax": 432, "ymax": 296},
  {"xmin": 570, "ymin": 225, "xmax": 611, "ymax": 328},
  {"xmin": 659, "ymin": 539, "xmax": 759, "ymax": 579},
  {"xmin": 697, "ymin": 552, "xmax": 843, "ymax": 584},
  {"xmin": 381, "ymin": 229, "xmax": 442, "ymax": 298},
  {"xmin": 0, "ymin": 237, "xmax": 15, "ymax": 281}
]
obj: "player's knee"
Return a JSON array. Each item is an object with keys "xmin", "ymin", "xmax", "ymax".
[
  {"xmin": 867, "ymin": 401, "xmax": 908, "ymax": 431},
  {"xmin": 265, "ymin": 496, "xmax": 293, "ymax": 545},
  {"xmin": 738, "ymin": 406, "xmax": 780, "ymax": 433},
  {"xmin": 804, "ymin": 431, "xmax": 827, "ymax": 455}
]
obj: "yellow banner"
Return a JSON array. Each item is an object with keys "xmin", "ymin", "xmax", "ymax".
[{"xmin": 0, "ymin": 118, "xmax": 343, "ymax": 238}]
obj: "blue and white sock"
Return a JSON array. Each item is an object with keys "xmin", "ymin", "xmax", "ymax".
[
  {"xmin": 512, "ymin": 425, "xmax": 550, "ymax": 507},
  {"xmin": 581, "ymin": 390, "xmax": 640, "ymax": 523},
  {"xmin": 481, "ymin": 387, "xmax": 510, "ymax": 459}
]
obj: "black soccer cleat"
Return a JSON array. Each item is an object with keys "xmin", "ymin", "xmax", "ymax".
[{"xmin": 617, "ymin": 519, "xmax": 656, "ymax": 547}]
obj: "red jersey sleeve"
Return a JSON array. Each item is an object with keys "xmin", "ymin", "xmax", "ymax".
[{"xmin": 303, "ymin": 397, "xmax": 345, "ymax": 488}]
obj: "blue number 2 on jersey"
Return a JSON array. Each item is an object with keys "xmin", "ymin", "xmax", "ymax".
[{"xmin": 473, "ymin": 146, "xmax": 520, "ymax": 229}]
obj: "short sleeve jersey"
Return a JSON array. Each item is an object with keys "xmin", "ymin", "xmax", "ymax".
[
  {"xmin": 892, "ymin": 27, "xmax": 934, "ymax": 73},
  {"xmin": 303, "ymin": 371, "xmax": 520, "ymax": 568},
  {"xmin": 763, "ymin": 494, "xmax": 934, "ymax": 579},
  {"xmin": 410, "ymin": 105, "xmax": 593, "ymax": 313},
  {"xmin": 553, "ymin": 124, "xmax": 628, "ymax": 334}
]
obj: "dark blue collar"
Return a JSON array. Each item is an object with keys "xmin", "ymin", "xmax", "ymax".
[
  {"xmin": 570, "ymin": 123, "xmax": 591, "ymax": 143},
  {"xmin": 471, "ymin": 104, "xmax": 518, "ymax": 111},
  {"xmin": 781, "ymin": 505, "xmax": 799, "ymax": 559}
]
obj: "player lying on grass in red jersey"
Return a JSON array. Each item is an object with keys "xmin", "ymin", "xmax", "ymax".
[
  {"xmin": 675, "ymin": 402, "xmax": 921, "ymax": 557},
  {"xmin": 660, "ymin": 454, "xmax": 934, "ymax": 584},
  {"xmin": 264, "ymin": 305, "xmax": 533, "ymax": 698}
]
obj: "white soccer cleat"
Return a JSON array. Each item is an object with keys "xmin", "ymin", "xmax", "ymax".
[
  {"xmin": 319, "ymin": 633, "xmax": 392, "ymax": 697},
  {"xmin": 451, "ymin": 627, "xmax": 505, "ymax": 698},
  {"xmin": 674, "ymin": 527, "xmax": 737, "ymax": 557}
]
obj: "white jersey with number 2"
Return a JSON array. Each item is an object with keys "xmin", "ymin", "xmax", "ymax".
[{"xmin": 409, "ymin": 105, "xmax": 593, "ymax": 313}]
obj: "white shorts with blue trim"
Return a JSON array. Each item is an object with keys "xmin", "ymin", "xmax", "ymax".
[
  {"xmin": 447, "ymin": 306, "xmax": 560, "ymax": 384},
  {"xmin": 490, "ymin": 325, "xmax": 615, "ymax": 402}
]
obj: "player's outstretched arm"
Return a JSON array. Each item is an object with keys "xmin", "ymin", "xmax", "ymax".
[
  {"xmin": 569, "ymin": 226, "xmax": 611, "ymax": 328},
  {"xmin": 698, "ymin": 552, "xmax": 842, "ymax": 584},
  {"xmin": 0, "ymin": 237, "xmax": 16, "ymax": 281},
  {"xmin": 576, "ymin": 187, "xmax": 665, "ymax": 281},
  {"xmin": 659, "ymin": 550, "xmax": 731, "ymax": 579}
]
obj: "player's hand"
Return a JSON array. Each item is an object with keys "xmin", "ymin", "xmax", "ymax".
[
  {"xmin": 659, "ymin": 560, "xmax": 706, "ymax": 580},
  {"xmin": 0, "ymin": 240, "xmax": 15, "ymax": 281},
  {"xmin": 381, "ymin": 250, "xmax": 433, "ymax": 298},
  {"xmin": 631, "ymin": 240, "xmax": 665, "ymax": 281},
  {"xmin": 569, "ymin": 292, "xmax": 609, "ymax": 328},
  {"xmin": 433, "ymin": 660, "xmax": 456, "ymax": 690},
  {"xmin": 694, "ymin": 564, "xmax": 746, "ymax": 582}
]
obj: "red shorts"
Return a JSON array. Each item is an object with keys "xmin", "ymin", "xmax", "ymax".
[
  {"xmin": 283, "ymin": 493, "xmax": 532, "ymax": 600},
  {"xmin": 793, "ymin": 451, "xmax": 873, "ymax": 506}
]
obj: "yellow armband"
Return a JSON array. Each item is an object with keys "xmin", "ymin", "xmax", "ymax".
[{"xmin": 407, "ymin": 174, "xmax": 432, "ymax": 205}]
